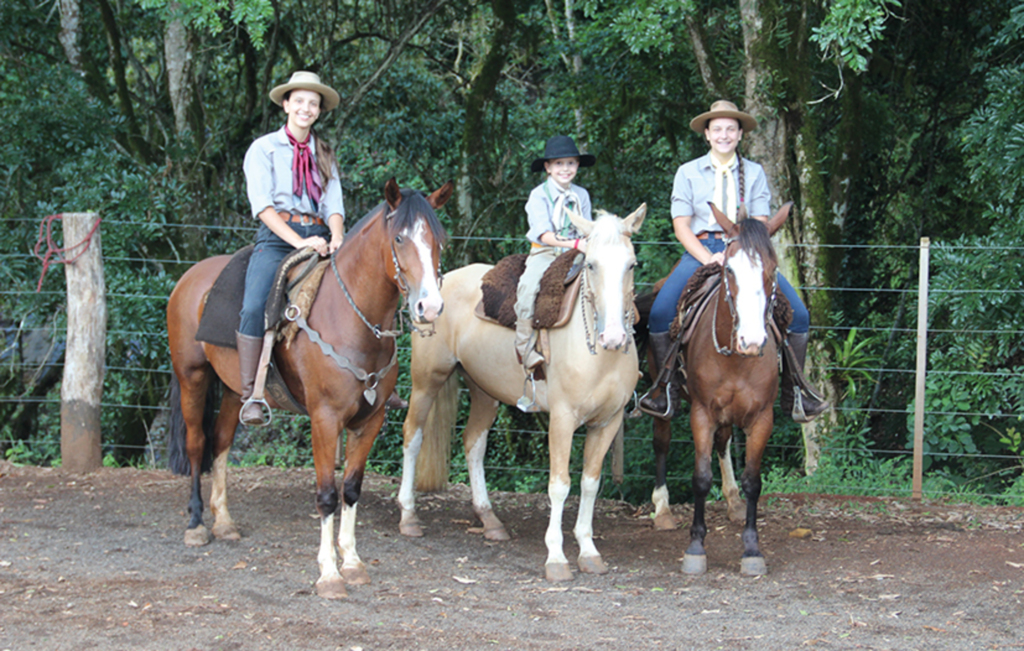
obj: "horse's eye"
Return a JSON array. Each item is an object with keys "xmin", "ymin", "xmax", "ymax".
[
  {"xmin": 586, "ymin": 262, "xmax": 595, "ymax": 271},
  {"xmin": 395, "ymin": 235, "xmax": 404, "ymax": 244}
]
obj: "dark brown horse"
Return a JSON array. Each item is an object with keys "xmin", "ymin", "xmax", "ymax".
[
  {"xmin": 166, "ymin": 179, "xmax": 452, "ymax": 598},
  {"xmin": 645, "ymin": 202, "xmax": 790, "ymax": 576}
]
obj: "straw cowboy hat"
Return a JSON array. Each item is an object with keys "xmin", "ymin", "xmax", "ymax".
[
  {"xmin": 530, "ymin": 135, "xmax": 597, "ymax": 173},
  {"xmin": 269, "ymin": 71, "xmax": 341, "ymax": 112},
  {"xmin": 689, "ymin": 100, "xmax": 758, "ymax": 134}
]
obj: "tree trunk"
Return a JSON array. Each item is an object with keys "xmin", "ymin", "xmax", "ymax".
[
  {"xmin": 60, "ymin": 213, "xmax": 106, "ymax": 474},
  {"xmin": 164, "ymin": 3, "xmax": 194, "ymax": 137},
  {"xmin": 452, "ymin": 0, "xmax": 517, "ymax": 265},
  {"xmin": 58, "ymin": 0, "xmax": 82, "ymax": 72}
]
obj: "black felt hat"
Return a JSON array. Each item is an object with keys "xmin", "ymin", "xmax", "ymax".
[{"xmin": 530, "ymin": 136, "xmax": 596, "ymax": 173}]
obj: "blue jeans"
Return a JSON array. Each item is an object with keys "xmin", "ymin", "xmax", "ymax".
[
  {"xmin": 648, "ymin": 239, "xmax": 809, "ymax": 335},
  {"xmin": 238, "ymin": 221, "xmax": 330, "ymax": 336}
]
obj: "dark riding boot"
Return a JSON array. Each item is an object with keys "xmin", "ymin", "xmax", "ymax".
[
  {"xmin": 639, "ymin": 331, "xmax": 681, "ymax": 419},
  {"xmin": 385, "ymin": 390, "xmax": 408, "ymax": 410},
  {"xmin": 236, "ymin": 331, "xmax": 268, "ymax": 426},
  {"xmin": 780, "ymin": 332, "xmax": 829, "ymax": 423}
]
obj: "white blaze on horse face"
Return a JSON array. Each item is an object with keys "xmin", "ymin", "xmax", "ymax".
[
  {"xmin": 588, "ymin": 217, "xmax": 634, "ymax": 351},
  {"xmin": 729, "ymin": 248, "xmax": 769, "ymax": 355},
  {"xmin": 407, "ymin": 220, "xmax": 443, "ymax": 323}
]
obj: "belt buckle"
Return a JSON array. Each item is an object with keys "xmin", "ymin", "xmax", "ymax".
[{"xmin": 300, "ymin": 214, "xmax": 312, "ymax": 226}]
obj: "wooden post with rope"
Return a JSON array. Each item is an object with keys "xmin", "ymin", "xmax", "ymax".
[{"xmin": 54, "ymin": 212, "xmax": 106, "ymax": 472}]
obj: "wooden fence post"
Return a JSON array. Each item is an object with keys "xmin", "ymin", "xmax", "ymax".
[
  {"xmin": 61, "ymin": 212, "xmax": 105, "ymax": 473},
  {"xmin": 912, "ymin": 237, "xmax": 930, "ymax": 499}
]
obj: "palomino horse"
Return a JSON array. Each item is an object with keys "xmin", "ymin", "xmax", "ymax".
[
  {"xmin": 397, "ymin": 205, "xmax": 646, "ymax": 582},
  {"xmin": 647, "ymin": 202, "xmax": 791, "ymax": 576},
  {"xmin": 166, "ymin": 179, "xmax": 452, "ymax": 599}
]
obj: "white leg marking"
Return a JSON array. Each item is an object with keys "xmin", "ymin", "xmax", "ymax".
[
  {"xmin": 338, "ymin": 502, "xmax": 363, "ymax": 571},
  {"xmin": 209, "ymin": 451, "xmax": 230, "ymax": 520},
  {"xmin": 398, "ymin": 428, "xmax": 424, "ymax": 514},
  {"xmin": 545, "ymin": 478, "xmax": 571, "ymax": 566},
  {"xmin": 318, "ymin": 512, "xmax": 341, "ymax": 582},
  {"xmin": 467, "ymin": 430, "xmax": 492, "ymax": 513},
  {"xmin": 651, "ymin": 484, "xmax": 671, "ymax": 521},
  {"xmin": 575, "ymin": 474, "xmax": 601, "ymax": 559}
]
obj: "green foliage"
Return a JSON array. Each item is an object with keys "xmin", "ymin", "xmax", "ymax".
[{"xmin": 810, "ymin": 0, "xmax": 901, "ymax": 73}]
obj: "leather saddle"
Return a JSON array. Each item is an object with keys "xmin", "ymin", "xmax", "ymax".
[
  {"xmin": 194, "ymin": 246, "xmax": 326, "ymax": 415},
  {"xmin": 474, "ymin": 249, "xmax": 585, "ymax": 330}
]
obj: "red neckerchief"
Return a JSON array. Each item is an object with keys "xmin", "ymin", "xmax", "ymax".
[{"xmin": 285, "ymin": 125, "xmax": 322, "ymax": 206}]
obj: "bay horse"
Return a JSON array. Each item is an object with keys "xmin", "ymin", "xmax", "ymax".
[
  {"xmin": 166, "ymin": 178, "xmax": 452, "ymax": 599},
  {"xmin": 396, "ymin": 205, "xmax": 646, "ymax": 582},
  {"xmin": 648, "ymin": 202, "xmax": 791, "ymax": 576}
]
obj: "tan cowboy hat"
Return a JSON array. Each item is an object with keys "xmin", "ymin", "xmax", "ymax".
[
  {"xmin": 269, "ymin": 71, "xmax": 341, "ymax": 111},
  {"xmin": 689, "ymin": 100, "xmax": 757, "ymax": 134}
]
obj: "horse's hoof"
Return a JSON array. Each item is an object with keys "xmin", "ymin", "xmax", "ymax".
[
  {"xmin": 577, "ymin": 555, "xmax": 608, "ymax": 575},
  {"xmin": 681, "ymin": 553, "xmax": 707, "ymax": 575},
  {"xmin": 399, "ymin": 521, "xmax": 424, "ymax": 537},
  {"xmin": 342, "ymin": 565, "xmax": 371, "ymax": 585},
  {"xmin": 212, "ymin": 522, "xmax": 241, "ymax": 541},
  {"xmin": 652, "ymin": 512, "xmax": 678, "ymax": 531},
  {"xmin": 545, "ymin": 562, "xmax": 573, "ymax": 583},
  {"xmin": 741, "ymin": 556, "xmax": 767, "ymax": 576},
  {"xmin": 315, "ymin": 577, "xmax": 348, "ymax": 599},
  {"xmin": 484, "ymin": 525, "xmax": 510, "ymax": 541},
  {"xmin": 184, "ymin": 525, "xmax": 210, "ymax": 547},
  {"xmin": 727, "ymin": 503, "xmax": 746, "ymax": 524},
  {"xmin": 477, "ymin": 510, "xmax": 510, "ymax": 541}
]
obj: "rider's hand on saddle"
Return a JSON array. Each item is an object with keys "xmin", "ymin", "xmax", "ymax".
[
  {"xmin": 708, "ymin": 251, "xmax": 725, "ymax": 266},
  {"xmin": 303, "ymin": 236, "xmax": 329, "ymax": 257}
]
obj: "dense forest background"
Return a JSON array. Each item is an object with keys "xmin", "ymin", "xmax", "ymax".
[{"xmin": 2, "ymin": 0, "xmax": 1024, "ymax": 503}]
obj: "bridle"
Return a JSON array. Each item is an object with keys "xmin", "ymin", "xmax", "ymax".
[
  {"xmin": 711, "ymin": 237, "xmax": 778, "ymax": 357},
  {"xmin": 579, "ymin": 247, "xmax": 637, "ymax": 356},
  {"xmin": 284, "ymin": 205, "xmax": 444, "ymax": 405}
]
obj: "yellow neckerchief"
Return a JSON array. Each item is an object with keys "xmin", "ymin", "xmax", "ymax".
[{"xmin": 710, "ymin": 152, "xmax": 738, "ymax": 222}]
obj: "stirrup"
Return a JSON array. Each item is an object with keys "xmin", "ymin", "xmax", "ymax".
[
  {"xmin": 240, "ymin": 397, "xmax": 273, "ymax": 428},
  {"xmin": 516, "ymin": 371, "xmax": 542, "ymax": 413},
  {"xmin": 638, "ymin": 383, "xmax": 674, "ymax": 419}
]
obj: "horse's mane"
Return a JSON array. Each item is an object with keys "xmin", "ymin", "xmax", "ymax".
[
  {"xmin": 587, "ymin": 210, "xmax": 625, "ymax": 247},
  {"xmin": 348, "ymin": 189, "xmax": 447, "ymax": 246},
  {"xmin": 735, "ymin": 218, "xmax": 777, "ymax": 273}
]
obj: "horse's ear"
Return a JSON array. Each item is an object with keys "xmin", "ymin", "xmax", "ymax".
[
  {"xmin": 567, "ymin": 205, "xmax": 593, "ymax": 236},
  {"xmin": 384, "ymin": 178, "xmax": 402, "ymax": 210},
  {"xmin": 622, "ymin": 203, "xmax": 647, "ymax": 235},
  {"xmin": 427, "ymin": 180, "xmax": 455, "ymax": 210},
  {"xmin": 767, "ymin": 202, "xmax": 792, "ymax": 236},
  {"xmin": 709, "ymin": 202, "xmax": 736, "ymax": 234}
]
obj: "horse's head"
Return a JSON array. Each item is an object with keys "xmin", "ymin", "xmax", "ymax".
[
  {"xmin": 568, "ymin": 203, "xmax": 647, "ymax": 351},
  {"xmin": 382, "ymin": 178, "xmax": 453, "ymax": 326},
  {"xmin": 710, "ymin": 202, "xmax": 791, "ymax": 356}
]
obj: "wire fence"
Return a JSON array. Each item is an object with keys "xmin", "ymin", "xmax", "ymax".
[{"xmin": 2, "ymin": 216, "xmax": 1023, "ymax": 504}]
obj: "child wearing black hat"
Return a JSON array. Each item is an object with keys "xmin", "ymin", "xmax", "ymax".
[{"xmin": 513, "ymin": 135, "xmax": 595, "ymax": 411}]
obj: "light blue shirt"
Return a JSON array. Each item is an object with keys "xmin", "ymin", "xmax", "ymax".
[
  {"xmin": 670, "ymin": 152, "xmax": 770, "ymax": 234},
  {"xmin": 243, "ymin": 126, "xmax": 344, "ymax": 220},
  {"xmin": 524, "ymin": 179, "xmax": 593, "ymax": 245}
]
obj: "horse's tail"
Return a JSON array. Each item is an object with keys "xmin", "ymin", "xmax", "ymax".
[
  {"xmin": 166, "ymin": 374, "xmax": 217, "ymax": 476},
  {"xmin": 414, "ymin": 372, "xmax": 459, "ymax": 492}
]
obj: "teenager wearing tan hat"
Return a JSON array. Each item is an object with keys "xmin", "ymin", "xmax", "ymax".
[
  {"xmin": 513, "ymin": 135, "xmax": 595, "ymax": 411},
  {"xmin": 638, "ymin": 100, "xmax": 827, "ymax": 422},
  {"xmin": 236, "ymin": 71, "xmax": 346, "ymax": 426}
]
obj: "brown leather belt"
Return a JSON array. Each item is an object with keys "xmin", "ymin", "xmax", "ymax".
[
  {"xmin": 696, "ymin": 231, "xmax": 724, "ymax": 240},
  {"xmin": 280, "ymin": 211, "xmax": 324, "ymax": 227}
]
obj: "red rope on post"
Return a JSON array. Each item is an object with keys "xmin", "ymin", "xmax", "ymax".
[{"xmin": 33, "ymin": 213, "xmax": 103, "ymax": 292}]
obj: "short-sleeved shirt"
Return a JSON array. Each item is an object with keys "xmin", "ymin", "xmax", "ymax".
[
  {"xmin": 524, "ymin": 179, "xmax": 593, "ymax": 245},
  {"xmin": 243, "ymin": 126, "xmax": 345, "ymax": 220},
  {"xmin": 670, "ymin": 152, "xmax": 770, "ymax": 235}
]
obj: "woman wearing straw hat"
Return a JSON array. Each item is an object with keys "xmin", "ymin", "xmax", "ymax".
[
  {"xmin": 638, "ymin": 100, "xmax": 827, "ymax": 422},
  {"xmin": 236, "ymin": 70, "xmax": 346, "ymax": 426}
]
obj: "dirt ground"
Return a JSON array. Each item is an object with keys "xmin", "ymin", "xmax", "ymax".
[{"xmin": 1, "ymin": 461, "xmax": 1023, "ymax": 651}]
